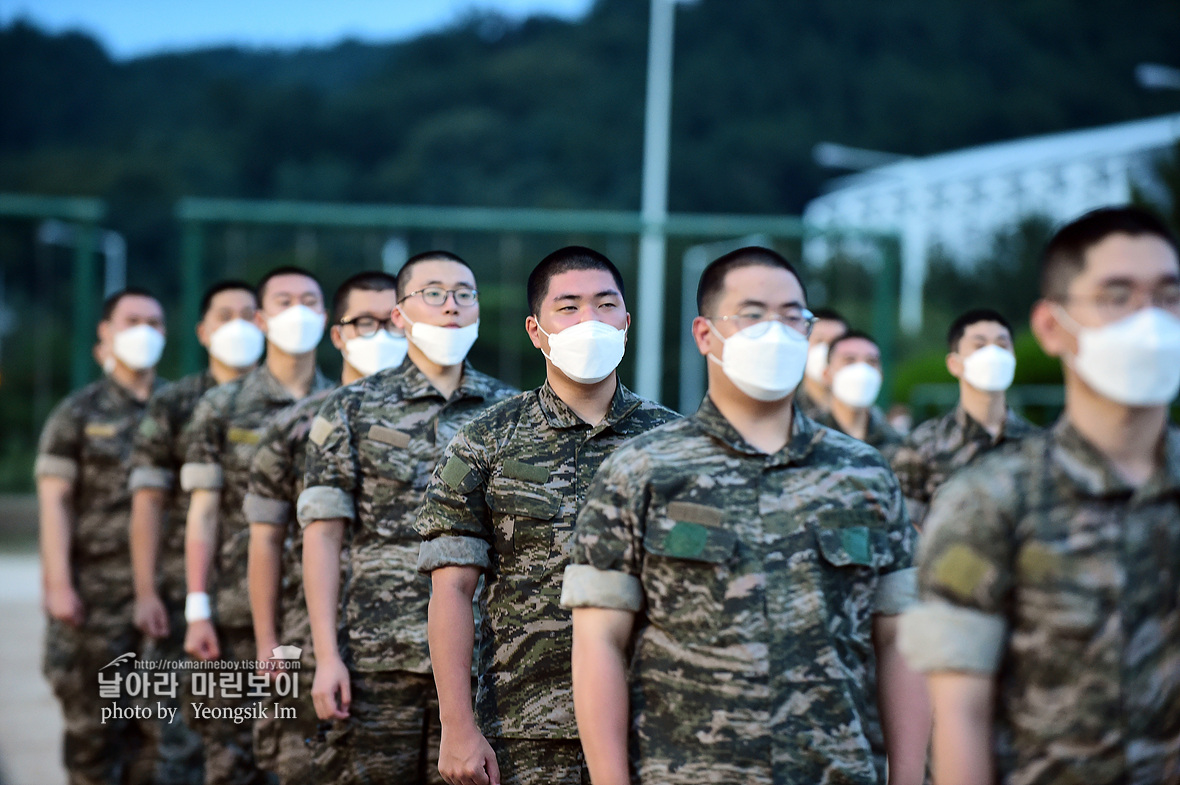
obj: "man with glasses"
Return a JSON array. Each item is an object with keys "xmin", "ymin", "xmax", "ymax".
[
  {"xmin": 299, "ymin": 252, "xmax": 517, "ymax": 783},
  {"xmin": 416, "ymin": 246, "xmax": 679, "ymax": 785},
  {"xmin": 900, "ymin": 206, "xmax": 1180, "ymax": 785},
  {"xmin": 563, "ymin": 246, "xmax": 929, "ymax": 785},
  {"xmin": 244, "ymin": 271, "xmax": 401, "ymax": 782}
]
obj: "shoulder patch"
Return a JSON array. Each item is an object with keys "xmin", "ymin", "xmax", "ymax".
[
  {"xmin": 441, "ymin": 456, "xmax": 473, "ymax": 491},
  {"xmin": 308, "ymin": 416, "xmax": 335, "ymax": 447},
  {"xmin": 503, "ymin": 459, "xmax": 549, "ymax": 484},
  {"xmin": 932, "ymin": 544, "xmax": 995, "ymax": 603},
  {"xmin": 84, "ymin": 422, "xmax": 118, "ymax": 438},
  {"xmin": 367, "ymin": 425, "xmax": 411, "ymax": 448},
  {"xmin": 666, "ymin": 500, "xmax": 724, "ymax": 527},
  {"xmin": 137, "ymin": 418, "xmax": 160, "ymax": 439},
  {"xmin": 227, "ymin": 427, "xmax": 261, "ymax": 446}
]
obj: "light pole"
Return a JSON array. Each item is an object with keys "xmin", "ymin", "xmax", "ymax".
[{"xmin": 635, "ymin": 0, "xmax": 692, "ymax": 401}]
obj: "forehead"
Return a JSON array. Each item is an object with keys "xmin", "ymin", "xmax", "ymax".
[
  {"xmin": 207, "ymin": 288, "xmax": 256, "ymax": 311},
  {"xmin": 829, "ymin": 337, "xmax": 879, "ymax": 359},
  {"xmin": 809, "ymin": 318, "xmax": 846, "ymax": 344},
  {"xmin": 542, "ymin": 268, "xmax": 622, "ymax": 303},
  {"xmin": 343, "ymin": 287, "xmax": 397, "ymax": 316},
  {"xmin": 717, "ymin": 264, "xmax": 803, "ymax": 307},
  {"xmin": 1074, "ymin": 233, "xmax": 1180, "ymax": 290},
  {"xmin": 960, "ymin": 320, "xmax": 1010, "ymax": 341},
  {"xmin": 405, "ymin": 260, "xmax": 474, "ymax": 290},
  {"xmin": 110, "ymin": 295, "xmax": 163, "ymax": 321},
  {"xmin": 264, "ymin": 274, "xmax": 321, "ymax": 299}
]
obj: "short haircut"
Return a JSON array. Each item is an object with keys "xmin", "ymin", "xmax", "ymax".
[
  {"xmin": 332, "ymin": 271, "xmax": 398, "ymax": 323},
  {"xmin": 396, "ymin": 251, "xmax": 472, "ymax": 300},
  {"xmin": 1040, "ymin": 206, "xmax": 1179, "ymax": 299},
  {"xmin": 100, "ymin": 287, "xmax": 159, "ymax": 322},
  {"xmin": 810, "ymin": 307, "xmax": 846, "ymax": 325},
  {"xmin": 526, "ymin": 246, "xmax": 625, "ymax": 316},
  {"xmin": 946, "ymin": 308, "xmax": 1013, "ymax": 351},
  {"xmin": 827, "ymin": 329, "xmax": 878, "ymax": 358},
  {"xmin": 257, "ymin": 265, "xmax": 321, "ymax": 302},
  {"xmin": 696, "ymin": 246, "xmax": 806, "ymax": 316},
  {"xmin": 199, "ymin": 280, "xmax": 256, "ymax": 319}
]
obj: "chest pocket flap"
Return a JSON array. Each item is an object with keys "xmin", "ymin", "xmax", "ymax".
[
  {"xmin": 814, "ymin": 511, "xmax": 878, "ymax": 568},
  {"xmin": 645, "ymin": 501, "xmax": 735, "ymax": 564},
  {"xmin": 487, "ymin": 476, "xmax": 561, "ymax": 520},
  {"xmin": 361, "ymin": 428, "xmax": 416, "ymax": 483}
]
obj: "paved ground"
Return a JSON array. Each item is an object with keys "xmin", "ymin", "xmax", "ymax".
[{"xmin": 0, "ymin": 551, "xmax": 66, "ymax": 785}]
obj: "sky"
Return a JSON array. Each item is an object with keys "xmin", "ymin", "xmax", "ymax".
[{"xmin": 0, "ymin": 0, "xmax": 596, "ymax": 59}]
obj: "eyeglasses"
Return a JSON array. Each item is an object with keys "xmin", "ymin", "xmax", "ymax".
[
  {"xmin": 399, "ymin": 287, "xmax": 479, "ymax": 307},
  {"xmin": 710, "ymin": 307, "xmax": 815, "ymax": 336},
  {"xmin": 1061, "ymin": 283, "xmax": 1180, "ymax": 320},
  {"xmin": 338, "ymin": 315, "xmax": 396, "ymax": 338}
]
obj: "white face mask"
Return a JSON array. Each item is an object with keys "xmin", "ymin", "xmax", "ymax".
[
  {"xmin": 208, "ymin": 319, "xmax": 265, "ymax": 369},
  {"xmin": 831, "ymin": 362, "xmax": 883, "ymax": 408},
  {"xmin": 266, "ymin": 304, "xmax": 325, "ymax": 355},
  {"xmin": 805, "ymin": 343, "xmax": 830, "ymax": 383},
  {"xmin": 345, "ymin": 330, "xmax": 408, "ymax": 377},
  {"xmin": 709, "ymin": 320, "xmax": 809, "ymax": 402},
  {"xmin": 401, "ymin": 310, "xmax": 479, "ymax": 366},
  {"xmin": 101, "ymin": 354, "xmax": 116, "ymax": 375},
  {"xmin": 537, "ymin": 320, "xmax": 627, "ymax": 385},
  {"xmin": 961, "ymin": 344, "xmax": 1016, "ymax": 392},
  {"xmin": 112, "ymin": 324, "xmax": 165, "ymax": 371},
  {"xmin": 1056, "ymin": 305, "xmax": 1180, "ymax": 406}
]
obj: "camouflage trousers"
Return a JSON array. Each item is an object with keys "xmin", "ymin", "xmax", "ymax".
[
  {"xmin": 487, "ymin": 737, "xmax": 589, "ymax": 785},
  {"xmin": 188, "ymin": 626, "xmax": 276, "ymax": 785},
  {"xmin": 43, "ymin": 612, "xmax": 157, "ymax": 785},
  {"xmin": 319, "ymin": 668, "xmax": 442, "ymax": 785},
  {"xmin": 252, "ymin": 658, "xmax": 316, "ymax": 783},
  {"xmin": 141, "ymin": 599, "xmax": 205, "ymax": 785}
]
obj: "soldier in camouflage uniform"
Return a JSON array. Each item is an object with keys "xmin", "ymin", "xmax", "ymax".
[
  {"xmin": 298, "ymin": 253, "xmax": 516, "ymax": 784},
  {"xmin": 182, "ymin": 267, "xmax": 333, "ymax": 785},
  {"xmin": 889, "ymin": 308, "xmax": 1038, "ymax": 530},
  {"xmin": 37, "ymin": 288, "xmax": 167, "ymax": 785},
  {"xmin": 245, "ymin": 271, "xmax": 403, "ymax": 782},
  {"xmin": 128, "ymin": 280, "xmax": 260, "ymax": 785},
  {"xmin": 812, "ymin": 330, "xmax": 903, "ymax": 461},
  {"xmin": 563, "ymin": 248, "xmax": 929, "ymax": 785},
  {"xmin": 795, "ymin": 307, "xmax": 847, "ymax": 419},
  {"xmin": 416, "ymin": 247, "xmax": 679, "ymax": 785},
  {"xmin": 900, "ymin": 206, "xmax": 1180, "ymax": 785}
]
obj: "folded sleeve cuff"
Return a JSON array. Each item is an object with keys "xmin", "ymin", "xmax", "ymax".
[
  {"xmin": 128, "ymin": 466, "xmax": 173, "ymax": 492},
  {"xmin": 243, "ymin": 492, "xmax": 291, "ymax": 525},
  {"xmin": 180, "ymin": 463, "xmax": 223, "ymax": 491},
  {"xmin": 34, "ymin": 454, "xmax": 77, "ymax": 482},
  {"xmin": 898, "ymin": 600, "xmax": 1008, "ymax": 674},
  {"xmin": 296, "ymin": 486, "xmax": 355, "ymax": 528},
  {"xmin": 560, "ymin": 564, "xmax": 643, "ymax": 612},
  {"xmin": 873, "ymin": 567, "xmax": 918, "ymax": 615},
  {"xmin": 417, "ymin": 536, "xmax": 490, "ymax": 574}
]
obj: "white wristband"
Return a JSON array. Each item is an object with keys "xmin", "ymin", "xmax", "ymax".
[{"xmin": 185, "ymin": 592, "xmax": 212, "ymax": 622}]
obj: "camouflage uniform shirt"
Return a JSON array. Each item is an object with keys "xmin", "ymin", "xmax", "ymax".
[
  {"xmin": 416, "ymin": 381, "xmax": 680, "ymax": 740},
  {"xmin": 794, "ymin": 383, "xmax": 826, "ymax": 420},
  {"xmin": 36, "ymin": 375, "xmax": 165, "ymax": 604},
  {"xmin": 182, "ymin": 364, "xmax": 332, "ymax": 628},
  {"xmin": 889, "ymin": 404, "xmax": 1039, "ymax": 530},
  {"xmin": 297, "ymin": 359, "xmax": 518, "ymax": 674},
  {"xmin": 562, "ymin": 397, "xmax": 917, "ymax": 784},
  {"xmin": 128, "ymin": 370, "xmax": 218, "ymax": 602},
  {"xmin": 244, "ymin": 386, "xmax": 336, "ymax": 657},
  {"xmin": 899, "ymin": 419, "xmax": 1180, "ymax": 785},
  {"xmin": 815, "ymin": 405, "xmax": 904, "ymax": 462}
]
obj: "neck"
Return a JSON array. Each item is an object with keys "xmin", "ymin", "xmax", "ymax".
[
  {"xmin": 110, "ymin": 363, "xmax": 155, "ymax": 402},
  {"xmin": 830, "ymin": 397, "xmax": 870, "ymax": 440},
  {"xmin": 707, "ymin": 372, "xmax": 794, "ymax": 454},
  {"xmin": 802, "ymin": 376, "xmax": 830, "ymax": 408},
  {"xmin": 546, "ymin": 367, "xmax": 617, "ymax": 425},
  {"xmin": 1064, "ymin": 373, "xmax": 1168, "ymax": 487},
  {"xmin": 341, "ymin": 361, "xmax": 363, "ymax": 386},
  {"xmin": 265, "ymin": 346, "xmax": 317, "ymax": 399},
  {"xmin": 409, "ymin": 346, "xmax": 463, "ymax": 399},
  {"xmin": 959, "ymin": 382, "xmax": 1007, "ymax": 436},
  {"xmin": 208, "ymin": 357, "xmax": 251, "ymax": 386}
]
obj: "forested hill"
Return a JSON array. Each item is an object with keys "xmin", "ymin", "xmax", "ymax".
[{"xmin": 2, "ymin": 0, "xmax": 1177, "ymax": 224}]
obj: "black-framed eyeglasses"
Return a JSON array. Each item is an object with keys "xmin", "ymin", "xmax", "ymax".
[
  {"xmin": 398, "ymin": 287, "xmax": 479, "ymax": 307},
  {"xmin": 710, "ymin": 307, "xmax": 816, "ymax": 336},
  {"xmin": 338, "ymin": 315, "xmax": 396, "ymax": 337}
]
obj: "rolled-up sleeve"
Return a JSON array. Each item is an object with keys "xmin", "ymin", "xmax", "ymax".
[
  {"xmin": 128, "ymin": 389, "xmax": 179, "ymax": 493},
  {"xmin": 298, "ymin": 392, "xmax": 358, "ymax": 528},
  {"xmin": 182, "ymin": 392, "xmax": 226, "ymax": 490},
  {"xmin": 414, "ymin": 425, "xmax": 494, "ymax": 574},
  {"xmin": 35, "ymin": 396, "xmax": 82, "ymax": 482}
]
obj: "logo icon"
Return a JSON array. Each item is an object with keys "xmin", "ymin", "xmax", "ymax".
[
  {"xmin": 270, "ymin": 645, "xmax": 302, "ymax": 660},
  {"xmin": 99, "ymin": 652, "xmax": 137, "ymax": 670}
]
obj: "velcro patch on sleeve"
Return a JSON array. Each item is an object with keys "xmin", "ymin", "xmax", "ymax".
[
  {"xmin": 227, "ymin": 427, "xmax": 261, "ymax": 445},
  {"xmin": 308, "ymin": 416, "xmax": 334, "ymax": 447},
  {"xmin": 666, "ymin": 500, "xmax": 724, "ymax": 527},
  {"xmin": 84, "ymin": 422, "xmax": 118, "ymax": 438},
  {"xmin": 503, "ymin": 459, "xmax": 549, "ymax": 483},
  {"xmin": 367, "ymin": 425, "xmax": 410, "ymax": 448},
  {"xmin": 441, "ymin": 456, "xmax": 473, "ymax": 491}
]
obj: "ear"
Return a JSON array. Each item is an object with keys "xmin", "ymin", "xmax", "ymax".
[
  {"xmin": 945, "ymin": 351, "xmax": 964, "ymax": 380},
  {"xmin": 329, "ymin": 325, "xmax": 345, "ymax": 351},
  {"xmin": 1030, "ymin": 300, "xmax": 1072, "ymax": 359},
  {"xmin": 525, "ymin": 315, "xmax": 544, "ymax": 351},
  {"xmin": 253, "ymin": 309, "xmax": 268, "ymax": 333},
  {"xmin": 391, "ymin": 304, "xmax": 408, "ymax": 331},
  {"xmin": 195, "ymin": 320, "xmax": 210, "ymax": 349},
  {"xmin": 691, "ymin": 316, "xmax": 713, "ymax": 357},
  {"xmin": 97, "ymin": 320, "xmax": 112, "ymax": 344}
]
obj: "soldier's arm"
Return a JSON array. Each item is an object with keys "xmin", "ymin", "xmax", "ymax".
[
  {"xmin": 128, "ymin": 393, "xmax": 178, "ymax": 638},
  {"xmin": 34, "ymin": 398, "xmax": 84, "ymax": 626},
  {"xmin": 180, "ymin": 394, "xmax": 226, "ymax": 661},
  {"xmin": 571, "ymin": 607, "xmax": 634, "ymax": 785},
  {"xmin": 926, "ymin": 672, "xmax": 994, "ymax": 785},
  {"xmin": 873, "ymin": 614, "xmax": 930, "ymax": 785}
]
